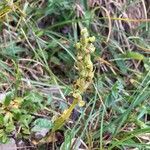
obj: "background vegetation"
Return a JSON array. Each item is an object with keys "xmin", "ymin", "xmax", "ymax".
[{"xmin": 0, "ymin": 0, "xmax": 150, "ymax": 149}]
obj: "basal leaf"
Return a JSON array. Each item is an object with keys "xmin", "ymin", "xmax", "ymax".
[{"xmin": 32, "ymin": 118, "xmax": 52, "ymax": 132}]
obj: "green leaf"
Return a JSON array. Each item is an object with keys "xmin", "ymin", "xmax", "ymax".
[
  {"xmin": 2, "ymin": 43, "xmax": 25, "ymax": 59},
  {"xmin": 60, "ymin": 131, "xmax": 72, "ymax": 150},
  {"xmin": 106, "ymin": 80, "xmax": 124, "ymax": 107},
  {"xmin": 109, "ymin": 128, "xmax": 150, "ymax": 149},
  {"xmin": 22, "ymin": 127, "xmax": 30, "ymax": 135},
  {"xmin": 32, "ymin": 118, "xmax": 52, "ymax": 132},
  {"xmin": 58, "ymin": 51, "xmax": 73, "ymax": 65},
  {"xmin": 144, "ymin": 58, "xmax": 150, "ymax": 71},
  {"xmin": 11, "ymin": 108, "xmax": 21, "ymax": 120},
  {"xmin": 0, "ymin": 115, "xmax": 4, "ymax": 125},
  {"xmin": 122, "ymin": 51, "xmax": 145, "ymax": 60},
  {"xmin": 109, "ymin": 46, "xmax": 127, "ymax": 74},
  {"xmin": 3, "ymin": 113, "xmax": 13, "ymax": 124},
  {"xmin": 5, "ymin": 123, "xmax": 15, "ymax": 133},
  {"xmin": 21, "ymin": 91, "xmax": 44, "ymax": 113},
  {"xmin": 25, "ymin": 92, "xmax": 43, "ymax": 103},
  {"xmin": 47, "ymin": 94, "xmax": 52, "ymax": 105},
  {"xmin": 50, "ymin": 56, "xmax": 61, "ymax": 66},
  {"xmin": 19, "ymin": 115, "xmax": 33, "ymax": 128},
  {"xmin": 0, "ymin": 130, "xmax": 5, "ymax": 137},
  {"xmin": 0, "ymin": 133, "xmax": 8, "ymax": 143},
  {"xmin": 4, "ymin": 92, "xmax": 13, "ymax": 107}
]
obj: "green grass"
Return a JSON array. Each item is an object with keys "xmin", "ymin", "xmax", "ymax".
[{"xmin": 0, "ymin": 0, "xmax": 150, "ymax": 149}]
